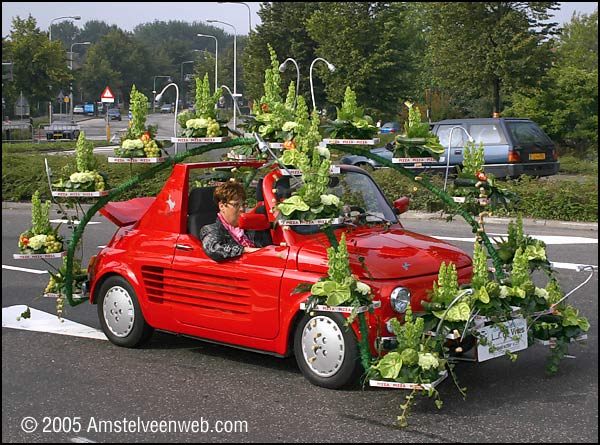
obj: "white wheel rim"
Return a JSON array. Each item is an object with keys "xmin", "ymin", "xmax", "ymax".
[
  {"xmin": 300, "ymin": 316, "xmax": 345, "ymax": 377},
  {"xmin": 102, "ymin": 285, "xmax": 135, "ymax": 338}
]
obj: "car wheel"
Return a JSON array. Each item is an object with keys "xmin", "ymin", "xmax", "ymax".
[
  {"xmin": 73, "ymin": 130, "xmax": 80, "ymax": 139},
  {"xmin": 293, "ymin": 312, "xmax": 363, "ymax": 389},
  {"xmin": 97, "ymin": 276, "xmax": 153, "ymax": 347}
]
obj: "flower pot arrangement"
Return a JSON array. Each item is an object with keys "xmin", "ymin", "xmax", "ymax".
[
  {"xmin": 321, "ymin": 86, "xmax": 379, "ymax": 144},
  {"xmin": 177, "ymin": 73, "xmax": 226, "ymax": 140},
  {"xmin": 51, "ymin": 131, "xmax": 109, "ymax": 195},
  {"xmin": 113, "ymin": 85, "xmax": 163, "ymax": 160},
  {"xmin": 392, "ymin": 101, "xmax": 445, "ymax": 163},
  {"xmin": 16, "ymin": 191, "xmax": 64, "ymax": 257}
]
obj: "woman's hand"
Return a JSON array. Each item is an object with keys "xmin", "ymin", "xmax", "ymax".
[{"xmin": 243, "ymin": 246, "xmax": 260, "ymax": 254}]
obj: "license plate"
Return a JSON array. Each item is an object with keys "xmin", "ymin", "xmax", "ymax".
[
  {"xmin": 54, "ymin": 133, "xmax": 63, "ymax": 138},
  {"xmin": 529, "ymin": 153, "xmax": 545, "ymax": 160},
  {"xmin": 475, "ymin": 318, "xmax": 528, "ymax": 361}
]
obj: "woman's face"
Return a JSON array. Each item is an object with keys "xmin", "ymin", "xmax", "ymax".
[{"xmin": 219, "ymin": 196, "xmax": 245, "ymax": 227}]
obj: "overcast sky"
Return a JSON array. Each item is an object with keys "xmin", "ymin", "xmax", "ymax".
[{"xmin": 2, "ymin": 2, "xmax": 598, "ymax": 38}]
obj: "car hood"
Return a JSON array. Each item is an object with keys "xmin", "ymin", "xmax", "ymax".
[{"xmin": 295, "ymin": 227, "xmax": 471, "ymax": 279}]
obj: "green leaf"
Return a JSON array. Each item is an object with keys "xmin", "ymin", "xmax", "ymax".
[{"xmin": 375, "ymin": 352, "xmax": 403, "ymax": 379}]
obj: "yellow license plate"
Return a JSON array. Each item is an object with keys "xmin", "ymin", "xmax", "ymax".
[
  {"xmin": 54, "ymin": 133, "xmax": 63, "ymax": 138},
  {"xmin": 529, "ymin": 153, "xmax": 545, "ymax": 160}
]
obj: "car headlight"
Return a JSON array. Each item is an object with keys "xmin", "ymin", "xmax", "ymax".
[{"xmin": 390, "ymin": 287, "xmax": 411, "ymax": 313}]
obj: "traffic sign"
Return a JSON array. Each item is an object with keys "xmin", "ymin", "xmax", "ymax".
[{"xmin": 101, "ymin": 86, "xmax": 115, "ymax": 103}]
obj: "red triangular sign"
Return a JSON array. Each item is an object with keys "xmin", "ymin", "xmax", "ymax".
[{"xmin": 101, "ymin": 86, "xmax": 114, "ymax": 99}]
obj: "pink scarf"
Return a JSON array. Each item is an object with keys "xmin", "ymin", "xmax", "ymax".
[{"xmin": 218, "ymin": 212, "xmax": 255, "ymax": 247}]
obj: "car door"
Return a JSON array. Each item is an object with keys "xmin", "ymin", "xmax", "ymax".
[{"xmin": 169, "ymin": 233, "xmax": 289, "ymax": 340}]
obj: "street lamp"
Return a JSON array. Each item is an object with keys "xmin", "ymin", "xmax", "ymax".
[
  {"xmin": 153, "ymin": 75, "xmax": 172, "ymax": 113},
  {"xmin": 69, "ymin": 41, "xmax": 91, "ymax": 120},
  {"xmin": 155, "ymin": 82, "xmax": 180, "ymax": 154},
  {"xmin": 49, "ymin": 15, "xmax": 81, "ymax": 41},
  {"xmin": 207, "ymin": 20, "xmax": 237, "ymax": 95},
  {"xmin": 279, "ymin": 58, "xmax": 300, "ymax": 109},
  {"xmin": 48, "ymin": 15, "xmax": 81, "ymax": 123},
  {"xmin": 309, "ymin": 57, "xmax": 336, "ymax": 112},
  {"xmin": 197, "ymin": 33, "xmax": 218, "ymax": 92},
  {"xmin": 443, "ymin": 126, "xmax": 474, "ymax": 192},
  {"xmin": 221, "ymin": 85, "xmax": 242, "ymax": 131},
  {"xmin": 217, "ymin": 2, "xmax": 252, "ymax": 33}
]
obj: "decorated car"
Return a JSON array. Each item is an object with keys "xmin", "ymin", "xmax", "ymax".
[{"xmin": 87, "ymin": 160, "xmax": 473, "ymax": 389}]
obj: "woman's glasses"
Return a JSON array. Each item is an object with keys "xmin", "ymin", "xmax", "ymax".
[{"xmin": 226, "ymin": 200, "xmax": 246, "ymax": 210}]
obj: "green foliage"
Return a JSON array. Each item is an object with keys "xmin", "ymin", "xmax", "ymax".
[
  {"xmin": 393, "ymin": 102, "xmax": 445, "ymax": 159},
  {"xmin": 128, "ymin": 85, "xmax": 149, "ymax": 138},
  {"xmin": 30, "ymin": 190, "xmax": 52, "ymax": 236},
  {"xmin": 75, "ymin": 131, "xmax": 95, "ymax": 172},
  {"xmin": 195, "ymin": 73, "xmax": 220, "ymax": 119}
]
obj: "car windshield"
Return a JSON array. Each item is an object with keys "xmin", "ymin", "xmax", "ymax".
[{"xmin": 277, "ymin": 169, "xmax": 398, "ymax": 234}]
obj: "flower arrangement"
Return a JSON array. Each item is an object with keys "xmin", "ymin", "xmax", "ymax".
[
  {"xmin": 243, "ymin": 44, "xmax": 296, "ymax": 143},
  {"xmin": 367, "ymin": 307, "xmax": 447, "ymax": 427},
  {"xmin": 305, "ymin": 233, "xmax": 373, "ymax": 317},
  {"xmin": 116, "ymin": 85, "xmax": 162, "ymax": 158},
  {"xmin": 18, "ymin": 191, "xmax": 64, "ymax": 254},
  {"xmin": 51, "ymin": 131, "xmax": 108, "ymax": 192},
  {"xmin": 392, "ymin": 101, "xmax": 445, "ymax": 159},
  {"xmin": 275, "ymin": 99, "xmax": 341, "ymax": 223},
  {"xmin": 178, "ymin": 73, "xmax": 224, "ymax": 138},
  {"xmin": 321, "ymin": 86, "xmax": 378, "ymax": 140}
]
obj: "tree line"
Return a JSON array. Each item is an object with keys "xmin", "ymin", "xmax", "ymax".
[{"xmin": 2, "ymin": 2, "xmax": 597, "ymax": 153}]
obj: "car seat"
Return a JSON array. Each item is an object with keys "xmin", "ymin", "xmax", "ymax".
[{"xmin": 187, "ymin": 186, "xmax": 217, "ymax": 238}]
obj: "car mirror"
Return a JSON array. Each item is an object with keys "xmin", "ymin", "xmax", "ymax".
[
  {"xmin": 393, "ymin": 196, "xmax": 410, "ymax": 215},
  {"xmin": 239, "ymin": 212, "xmax": 270, "ymax": 231}
]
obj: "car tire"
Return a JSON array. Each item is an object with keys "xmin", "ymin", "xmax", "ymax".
[
  {"xmin": 73, "ymin": 130, "xmax": 80, "ymax": 140},
  {"xmin": 293, "ymin": 311, "xmax": 363, "ymax": 389},
  {"xmin": 97, "ymin": 276, "xmax": 153, "ymax": 348}
]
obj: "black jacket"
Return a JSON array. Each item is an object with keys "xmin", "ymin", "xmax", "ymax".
[{"xmin": 199, "ymin": 218, "xmax": 271, "ymax": 262}]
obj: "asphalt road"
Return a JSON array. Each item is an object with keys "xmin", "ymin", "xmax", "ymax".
[{"xmin": 2, "ymin": 203, "xmax": 597, "ymax": 443}]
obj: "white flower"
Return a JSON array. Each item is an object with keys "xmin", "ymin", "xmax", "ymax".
[
  {"xmin": 282, "ymin": 121, "xmax": 298, "ymax": 132},
  {"xmin": 28, "ymin": 234, "xmax": 48, "ymax": 250},
  {"xmin": 320, "ymin": 194, "xmax": 340, "ymax": 207},
  {"xmin": 535, "ymin": 287, "xmax": 550, "ymax": 300},
  {"xmin": 418, "ymin": 352, "xmax": 439, "ymax": 371},
  {"xmin": 186, "ymin": 118, "xmax": 209, "ymax": 129},
  {"xmin": 121, "ymin": 139, "xmax": 144, "ymax": 150},
  {"xmin": 69, "ymin": 171, "xmax": 95, "ymax": 183},
  {"xmin": 355, "ymin": 281, "xmax": 371, "ymax": 295},
  {"xmin": 317, "ymin": 146, "xmax": 331, "ymax": 159}
]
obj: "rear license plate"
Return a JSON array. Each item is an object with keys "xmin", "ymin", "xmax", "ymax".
[
  {"xmin": 54, "ymin": 133, "xmax": 63, "ymax": 138},
  {"xmin": 529, "ymin": 153, "xmax": 545, "ymax": 160}
]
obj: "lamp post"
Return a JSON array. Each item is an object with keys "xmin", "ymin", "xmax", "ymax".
[
  {"xmin": 279, "ymin": 58, "xmax": 300, "ymax": 109},
  {"xmin": 152, "ymin": 75, "xmax": 172, "ymax": 113},
  {"xmin": 207, "ymin": 20, "xmax": 240, "ymax": 129},
  {"xmin": 197, "ymin": 33, "xmax": 218, "ymax": 92},
  {"xmin": 217, "ymin": 2, "xmax": 252, "ymax": 33},
  {"xmin": 68, "ymin": 41, "xmax": 91, "ymax": 120},
  {"xmin": 49, "ymin": 15, "xmax": 81, "ymax": 41},
  {"xmin": 221, "ymin": 84, "xmax": 243, "ymax": 129},
  {"xmin": 155, "ymin": 83, "xmax": 180, "ymax": 154},
  {"xmin": 443, "ymin": 126, "xmax": 474, "ymax": 192},
  {"xmin": 309, "ymin": 57, "xmax": 336, "ymax": 112},
  {"xmin": 48, "ymin": 15, "xmax": 81, "ymax": 124}
]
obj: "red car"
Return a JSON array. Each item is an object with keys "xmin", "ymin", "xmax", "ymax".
[{"xmin": 89, "ymin": 161, "xmax": 472, "ymax": 388}]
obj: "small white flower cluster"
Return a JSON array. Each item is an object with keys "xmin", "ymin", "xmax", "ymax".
[
  {"xmin": 185, "ymin": 118, "xmax": 210, "ymax": 129},
  {"xmin": 121, "ymin": 139, "xmax": 144, "ymax": 150},
  {"xmin": 418, "ymin": 352, "xmax": 440, "ymax": 371},
  {"xmin": 320, "ymin": 194, "xmax": 340, "ymax": 207},
  {"xmin": 69, "ymin": 171, "xmax": 96, "ymax": 183},
  {"xmin": 355, "ymin": 280, "xmax": 371, "ymax": 295},
  {"xmin": 317, "ymin": 146, "xmax": 330, "ymax": 159},
  {"xmin": 28, "ymin": 234, "xmax": 48, "ymax": 251}
]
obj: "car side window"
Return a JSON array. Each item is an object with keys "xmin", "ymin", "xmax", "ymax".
[
  {"xmin": 436, "ymin": 125, "xmax": 466, "ymax": 147},
  {"xmin": 469, "ymin": 125, "xmax": 506, "ymax": 145}
]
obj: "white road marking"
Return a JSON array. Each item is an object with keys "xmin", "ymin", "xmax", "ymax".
[
  {"xmin": 2, "ymin": 305, "xmax": 107, "ymax": 341},
  {"xmin": 435, "ymin": 234, "xmax": 597, "ymax": 245},
  {"xmin": 2, "ymin": 265, "xmax": 48, "ymax": 274}
]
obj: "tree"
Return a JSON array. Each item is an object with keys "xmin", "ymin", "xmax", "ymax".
[
  {"xmin": 422, "ymin": 2, "xmax": 560, "ymax": 116},
  {"xmin": 3, "ymin": 15, "xmax": 72, "ymax": 117},
  {"xmin": 504, "ymin": 10, "xmax": 598, "ymax": 153}
]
